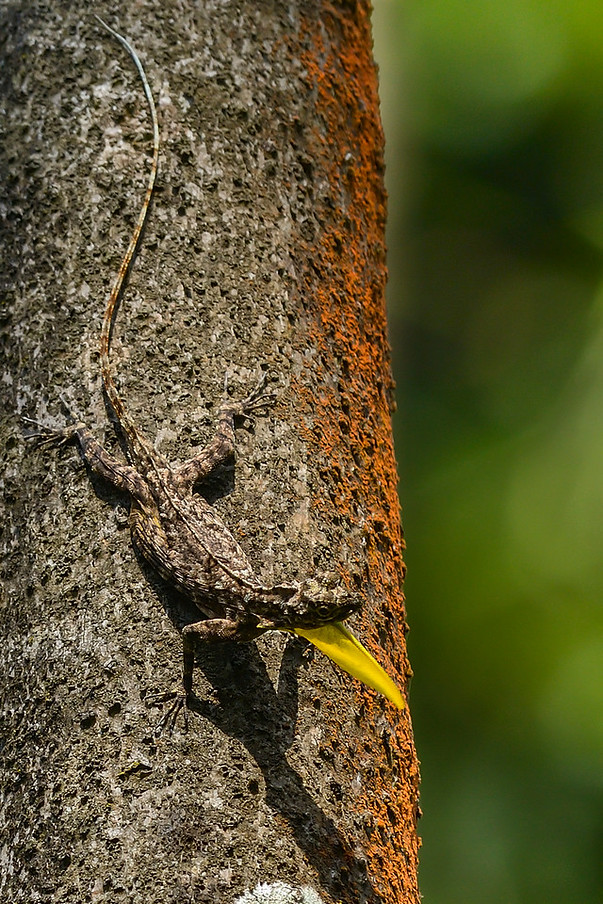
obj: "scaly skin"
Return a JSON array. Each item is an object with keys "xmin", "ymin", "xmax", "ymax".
[{"xmin": 26, "ymin": 19, "xmax": 403, "ymax": 723}]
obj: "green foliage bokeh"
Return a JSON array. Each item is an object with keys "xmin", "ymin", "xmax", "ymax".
[{"xmin": 373, "ymin": 1, "xmax": 603, "ymax": 901}]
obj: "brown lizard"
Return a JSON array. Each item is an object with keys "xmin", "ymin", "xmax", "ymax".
[{"xmin": 27, "ymin": 18, "xmax": 403, "ymax": 718}]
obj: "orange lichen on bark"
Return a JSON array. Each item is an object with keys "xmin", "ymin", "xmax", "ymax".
[{"xmin": 294, "ymin": 3, "xmax": 421, "ymax": 902}]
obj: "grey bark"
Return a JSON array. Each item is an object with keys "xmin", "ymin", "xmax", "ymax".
[{"xmin": 0, "ymin": 2, "xmax": 419, "ymax": 903}]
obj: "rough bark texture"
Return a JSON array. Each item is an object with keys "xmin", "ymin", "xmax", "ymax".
[{"xmin": 0, "ymin": 1, "xmax": 420, "ymax": 903}]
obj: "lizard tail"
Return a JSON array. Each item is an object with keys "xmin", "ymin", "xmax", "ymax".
[{"xmin": 95, "ymin": 17, "xmax": 159, "ymax": 462}]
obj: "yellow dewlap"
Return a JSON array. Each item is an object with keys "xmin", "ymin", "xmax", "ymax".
[{"xmin": 292, "ymin": 621, "xmax": 404, "ymax": 709}]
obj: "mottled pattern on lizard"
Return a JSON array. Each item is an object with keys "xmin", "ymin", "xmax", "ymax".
[{"xmin": 28, "ymin": 19, "xmax": 361, "ymax": 708}]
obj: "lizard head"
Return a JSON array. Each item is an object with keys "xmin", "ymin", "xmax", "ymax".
[
  {"xmin": 285, "ymin": 577, "xmax": 362, "ymax": 628},
  {"xmin": 255, "ymin": 580, "xmax": 404, "ymax": 708},
  {"xmin": 254, "ymin": 577, "xmax": 360, "ymax": 629},
  {"xmin": 291, "ymin": 581, "xmax": 404, "ymax": 709}
]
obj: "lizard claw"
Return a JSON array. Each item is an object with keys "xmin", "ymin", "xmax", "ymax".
[
  {"xmin": 151, "ymin": 689, "xmax": 190, "ymax": 737},
  {"xmin": 220, "ymin": 371, "xmax": 276, "ymax": 420},
  {"xmin": 238, "ymin": 372, "xmax": 277, "ymax": 417},
  {"xmin": 22, "ymin": 416, "xmax": 80, "ymax": 448}
]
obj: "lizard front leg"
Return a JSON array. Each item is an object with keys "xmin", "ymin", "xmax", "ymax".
[
  {"xmin": 181, "ymin": 617, "xmax": 267, "ymax": 695},
  {"xmin": 155, "ymin": 617, "xmax": 267, "ymax": 734}
]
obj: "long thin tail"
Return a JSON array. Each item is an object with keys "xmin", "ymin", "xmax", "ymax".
[{"xmin": 95, "ymin": 16, "xmax": 159, "ymax": 464}]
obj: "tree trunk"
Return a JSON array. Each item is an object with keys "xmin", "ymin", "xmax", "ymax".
[{"xmin": 0, "ymin": 2, "xmax": 420, "ymax": 903}]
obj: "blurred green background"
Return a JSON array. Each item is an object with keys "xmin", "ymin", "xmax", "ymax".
[{"xmin": 372, "ymin": 1, "xmax": 603, "ymax": 901}]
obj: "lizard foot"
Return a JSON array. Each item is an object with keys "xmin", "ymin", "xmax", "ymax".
[
  {"xmin": 151, "ymin": 689, "xmax": 190, "ymax": 737},
  {"xmin": 232, "ymin": 372, "xmax": 277, "ymax": 418},
  {"xmin": 22, "ymin": 417, "xmax": 81, "ymax": 448}
]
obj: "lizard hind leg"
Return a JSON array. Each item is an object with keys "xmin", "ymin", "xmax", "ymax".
[
  {"xmin": 26, "ymin": 414, "xmax": 152, "ymax": 504},
  {"xmin": 173, "ymin": 372, "xmax": 276, "ymax": 489}
]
